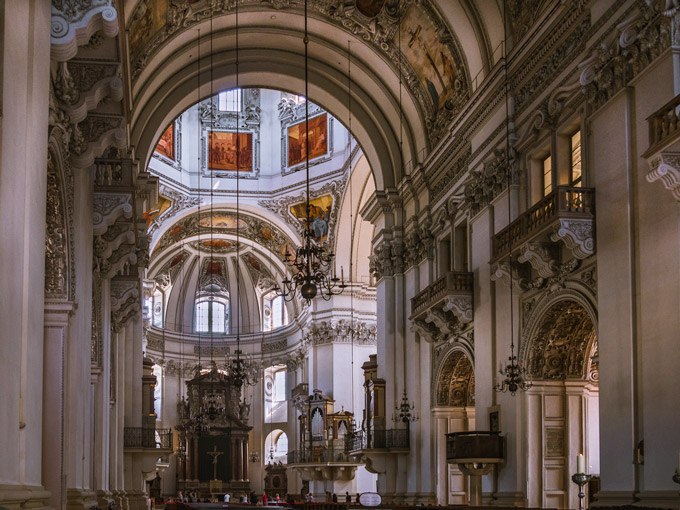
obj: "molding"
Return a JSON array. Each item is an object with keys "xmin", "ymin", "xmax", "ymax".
[
  {"xmin": 646, "ymin": 150, "xmax": 680, "ymax": 200},
  {"xmin": 51, "ymin": 2, "xmax": 118, "ymax": 62}
]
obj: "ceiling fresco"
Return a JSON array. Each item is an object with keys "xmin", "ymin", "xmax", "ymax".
[
  {"xmin": 126, "ymin": 0, "xmax": 470, "ymax": 144},
  {"xmin": 153, "ymin": 209, "xmax": 298, "ymax": 266}
]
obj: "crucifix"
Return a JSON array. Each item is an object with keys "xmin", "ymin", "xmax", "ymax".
[{"xmin": 206, "ymin": 445, "xmax": 224, "ymax": 481}]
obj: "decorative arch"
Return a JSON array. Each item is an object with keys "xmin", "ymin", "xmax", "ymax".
[
  {"xmin": 521, "ymin": 290, "xmax": 598, "ymax": 381},
  {"xmin": 45, "ymin": 124, "xmax": 75, "ymax": 301},
  {"xmin": 435, "ymin": 348, "xmax": 474, "ymax": 407}
]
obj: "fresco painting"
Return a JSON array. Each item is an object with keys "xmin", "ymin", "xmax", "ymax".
[
  {"xmin": 198, "ymin": 214, "xmax": 248, "ymax": 230},
  {"xmin": 209, "ymin": 131, "xmax": 253, "ymax": 172},
  {"xmin": 143, "ymin": 196, "xmax": 171, "ymax": 226},
  {"xmin": 128, "ymin": 2, "xmax": 168, "ymax": 59},
  {"xmin": 287, "ymin": 113, "xmax": 328, "ymax": 167},
  {"xmin": 396, "ymin": 6, "xmax": 461, "ymax": 114},
  {"xmin": 289, "ymin": 194, "xmax": 333, "ymax": 242},
  {"xmin": 155, "ymin": 124, "xmax": 175, "ymax": 160},
  {"xmin": 201, "ymin": 240, "xmax": 231, "ymax": 249}
]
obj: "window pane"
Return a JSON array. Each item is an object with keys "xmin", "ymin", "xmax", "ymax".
[
  {"xmin": 196, "ymin": 301, "xmax": 210, "ymax": 332},
  {"xmin": 211, "ymin": 302, "xmax": 225, "ymax": 333},
  {"xmin": 571, "ymin": 131, "xmax": 582, "ymax": 186},
  {"xmin": 543, "ymin": 156, "xmax": 552, "ymax": 196},
  {"xmin": 218, "ymin": 89, "xmax": 241, "ymax": 112},
  {"xmin": 272, "ymin": 295, "xmax": 284, "ymax": 329},
  {"xmin": 274, "ymin": 370, "xmax": 286, "ymax": 402}
]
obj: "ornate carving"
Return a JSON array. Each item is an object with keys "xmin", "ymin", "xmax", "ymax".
[
  {"xmin": 368, "ymin": 239, "xmax": 395, "ymax": 280},
  {"xmin": 262, "ymin": 338, "xmax": 288, "ymax": 353},
  {"xmin": 259, "ymin": 180, "xmax": 346, "ymax": 241},
  {"xmin": 111, "ymin": 280, "xmax": 140, "ymax": 332},
  {"xmin": 433, "ymin": 349, "xmax": 474, "ymax": 407},
  {"xmin": 147, "ymin": 185, "xmax": 201, "ymax": 236},
  {"xmin": 463, "ymin": 147, "xmax": 519, "ymax": 217},
  {"xmin": 524, "ymin": 300, "xmax": 596, "ymax": 380},
  {"xmin": 517, "ymin": 242, "xmax": 559, "ymax": 278},
  {"xmin": 645, "ymin": 150, "xmax": 680, "ymax": 200},
  {"xmin": 490, "ymin": 260, "xmax": 529, "ymax": 290},
  {"xmin": 579, "ymin": 5, "xmax": 670, "ymax": 110},
  {"xmin": 302, "ymin": 319, "xmax": 377, "ymax": 346},
  {"xmin": 70, "ymin": 114, "xmax": 127, "ymax": 169},
  {"xmin": 45, "ymin": 147, "xmax": 72, "ymax": 299},
  {"xmin": 51, "ymin": 0, "xmax": 118, "ymax": 62},
  {"xmin": 550, "ymin": 219, "xmax": 595, "ymax": 259},
  {"xmin": 93, "ymin": 194, "xmax": 133, "ymax": 235},
  {"xmin": 442, "ymin": 296, "xmax": 473, "ymax": 324}
]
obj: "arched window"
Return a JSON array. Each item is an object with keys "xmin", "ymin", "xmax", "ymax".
[
  {"xmin": 264, "ymin": 429, "xmax": 288, "ymax": 464},
  {"xmin": 195, "ymin": 297, "xmax": 228, "ymax": 333},
  {"xmin": 263, "ymin": 291, "xmax": 288, "ymax": 331}
]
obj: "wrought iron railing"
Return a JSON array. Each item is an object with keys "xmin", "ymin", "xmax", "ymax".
[
  {"xmin": 287, "ymin": 446, "xmax": 357, "ymax": 464},
  {"xmin": 645, "ymin": 92, "xmax": 680, "ymax": 156},
  {"xmin": 492, "ymin": 186, "xmax": 595, "ymax": 261},
  {"xmin": 344, "ymin": 428, "xmax": 410, "ymax": 451},
  {"xmin": 410, "ymin": 271, "xmax": 473, "ymax": 316},
  {"xmin": 123, "ymin": 427, "xmax": 173, "ymax": 449}
]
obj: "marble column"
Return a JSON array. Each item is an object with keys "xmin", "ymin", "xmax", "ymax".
[{"xmin": 0, "ymin": 1, "xmax": 51, "ymax": 509}]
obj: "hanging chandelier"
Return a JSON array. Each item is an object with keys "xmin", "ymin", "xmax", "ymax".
[
  {"xmin": 393, "ymin": 390, "xmax": 418, "ymax": 424},
  {"xmin": 494, "ymin": 0, "xmax": 531, "ymax": 397},
  {"xmin": 226, "ymin": 349, "xmax": 259, "ymax": 389},
  {"xmin": 277, "ymin": 0, "xmax": 346, "ymax": 303}
]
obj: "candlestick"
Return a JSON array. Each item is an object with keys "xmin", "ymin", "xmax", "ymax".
[{"xmin": 571, "ymin": 473, "xmax": 592, "ymax": 510}]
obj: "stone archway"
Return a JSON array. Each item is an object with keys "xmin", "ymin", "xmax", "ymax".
[
  {"xmin": 432, "ymin": 348, "xmax": 475, "ymax": 505},
  {"xmin": 523, "ymin": 299, "xmax": 599, "ymax": 510}
]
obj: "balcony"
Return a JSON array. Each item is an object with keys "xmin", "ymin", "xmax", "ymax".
[
  {"xmin": 490, "ymin": 187, "xmax": 595, "ymax": 286},
  {"xmin": 291, "ymin": 382, "xmax": 309, "ymax": 410},
  {"xmin": 286, "ymin": 446, "xmax": 361, "ymax": 482},
  {"xmin": 409, "ymin": 271, "xmax": 473, "ymax": 342},
  {"xmin": 124, "ymin": 427, "xmax": 173, "ymax": 451},
  {"xmin": 344, "ymin": 428, "xmax": 409, "ymax": 453},
  {"xmin": 642, "ymin": 93, "xmax": 680, "ymax": 200}
]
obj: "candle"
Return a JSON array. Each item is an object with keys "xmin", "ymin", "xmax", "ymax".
[{"xmin": 577, "ymin": 453, "xmax": 585, "ymax": 474}]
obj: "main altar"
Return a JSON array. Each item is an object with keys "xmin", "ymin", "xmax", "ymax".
[{"xmin": 175, "ymin": 368, "xmax": 252, "ymax": 497}]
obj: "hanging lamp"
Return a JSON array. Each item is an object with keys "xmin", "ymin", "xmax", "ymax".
[{"xmin": 277, "ymin": 0, "xmax": 346, "ymax": 303}]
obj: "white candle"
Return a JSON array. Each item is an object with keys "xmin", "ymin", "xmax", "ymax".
[{"xmin": 577, "ymin": 453, "xmax": 585, "ymax": 474}]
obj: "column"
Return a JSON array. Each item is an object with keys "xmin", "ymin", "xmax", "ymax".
[
  {"xmin": 0, "ymin": 1, "xmax": 51, "ymax": 509},
  {"xmin": 231, "ymin": 438, "xmax": 237, "ymax": 481},
  {"xmin": 242, "ymin": 439, "xmax": 248, "ymax": 481}
]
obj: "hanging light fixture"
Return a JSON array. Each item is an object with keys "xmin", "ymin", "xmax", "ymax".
[
  {"xmin": 227, "ymin": 0, "xmax": 259, "ymax": 391},
  {"xmin": 277, "ymin": 0, "xmax": 346, "ymax": 303},
  {"xmin": 494, "ymin": 0, "xmax": 532, "ymax": 396},
  {"xmin": 393, "ymin": 390, "xmax": 417, "ymax": 424}
]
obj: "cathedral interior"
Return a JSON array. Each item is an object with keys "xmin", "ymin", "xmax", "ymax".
[{"xmin": 2, "ymin": 0, "xmax": 680, "ymax": 509}]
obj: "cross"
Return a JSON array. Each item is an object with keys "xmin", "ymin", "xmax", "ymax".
[
  {"xmin": 206, "ymin": 445, "xmax": 224, "ymax": 481},
  {"xmin": 407, "ymin": 25, "xmax": 422, "ymax": 49}
]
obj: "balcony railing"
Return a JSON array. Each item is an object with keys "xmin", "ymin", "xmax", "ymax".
[
  {"xmin": 344, "ymin": 429, "xmax": 409, "ymax": 452},
  {"xmin": 124, "ymin": 427, "xmax": 173, "ymax": 450},
  {"xmin": 410, "ymin": 271, "xmax": 473, "ymax": 318},
  {"xmin": 287, "ymin": 446, "xmax": 358, "ymax": 465},
  {"xmin": 492, "ymin": 186, "xmax": 595, "ymax": 261},
  {"xmin": 644, "ymin": 92, "xmax": 680, "ymax": 157}
]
